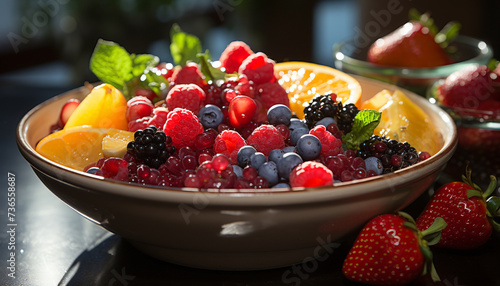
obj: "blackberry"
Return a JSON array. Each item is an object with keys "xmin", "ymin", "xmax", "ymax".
[
  {"xmin": 356, "ymin": 135, "xmax": 419, "ymax": 174},
  {"xmin": 127, "ymin": 126, "xmax": 175, "ymax": 169},
  {"xmin": 303, "ymin": 94, "xmax": 337, "ymax": 128},
  {"xmin": 336, "ymin": 102, "xmax": 359, "ymax": 134}
]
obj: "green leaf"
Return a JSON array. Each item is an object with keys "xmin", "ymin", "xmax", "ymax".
[
  {"xmin": 198, "ymin": 49, "xmax": 227, "ymax": 82},
  {"xmin": 170, "ymin": 24, "xmax": 202, "ymax": 66},
  {"xmin": 139, "ymin": 67, "xmax": 169, "ymax": 97},
  {"xmin": 89, "ymin": 39, "xmax": 133, "ymax": 91},
  {"xmin": 342, "ymin": 110, "xmax": 381, "ymax": 150},
  {"xmin": 131, "ymin": 54, "xmax": 159, "ymax": 78}
]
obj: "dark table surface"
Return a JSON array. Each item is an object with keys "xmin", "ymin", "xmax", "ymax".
[{"xmin": 1, "ymin": 82, "xmax": 499, "ymax": 286}]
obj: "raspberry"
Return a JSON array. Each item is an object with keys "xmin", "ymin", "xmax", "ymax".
[
  {"xmin": 246, "ymin": 125, "xmax": 285, "ymax": 156},
  {"xmin": 289, "ymin": 161, "xmax": 333, "ymax": 188},
  {"xmin": 219, "ymin": 41, "xmax": 254, "ymax": 74},
  {"xmin": 256, "ymin": 82, "xmax": 290, "ymax": 110},
  {"xmin": 147, "ymin": 107, "xmax": 169, "ymax": 129},
  {"xmin": 163, "ymin": 108, "xmax": 204, "ymax": 149},
  {"xmin": 213, "ymin": 130, "xmax": 246, "ymax": 164},
  {"xmin": 309, "ymin": 125, "xmax": 343, "ymax": 157},
  {"xmin": 156, "ymin": 62, "xmax": 175, "ymax": 82},
  {"xmin": 170, "ymin": 62, "xmax": 206, "ymax": 87},
  {"xmin": 128, "ymin": 116, "xmax": 151, "ymax": 132},
  {"xmin": 166, "ymin": 84, "xmax": 206, "ymax": 115},
  {"xmin": 238, "ymin": 52, "xmax": 275, "ymax": 84}
]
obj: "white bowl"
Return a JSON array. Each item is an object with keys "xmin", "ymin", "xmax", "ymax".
[{"xmin": 16, "ymin": 76, "xmax": 457, "ymax": 270}]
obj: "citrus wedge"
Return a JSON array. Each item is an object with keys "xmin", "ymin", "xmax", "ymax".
[
  {"xmin": 64, "ymin": 83, "xmax": 128, "ymax": 130},
  {"xmin": 102, "ymin": 129, "xmax": 135, "ymax": 158},
  {"xmin": 274, "ymin": 62, "xmax": 362, "ymax": 119},
  {"xmin": 36, "ymin": 127, "xmax": 133, "ymax": 171},
  {"xmin": 360, "ymin": 89, "xmax": 443, "ymax": 155}
]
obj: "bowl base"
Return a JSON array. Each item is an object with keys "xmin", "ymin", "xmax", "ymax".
[{"xmin": 128, "ymin": 240, "xmax": 337, "ymax": 271}]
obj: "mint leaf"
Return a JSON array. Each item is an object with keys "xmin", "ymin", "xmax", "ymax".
[
  {"xmin": 139, "ymin": 67, "xmax": 169, "ymax": 97},
  {"xmin": 342, "ymin": 110, "xmax": 382, "ymax": 150},
  {"xmin": 170, "ymin": 24, "xmax": 202, "ymax": 66},
  {"xmin": 198, "ymin": 50, "xmax": 227, "ymax": 82},
  {"xmin": 131, "ymin": 54, "xmax": 159, "ymax": 78},
  {"xmin": 90, "ymin": 39, "xmax": 133, "ymax": 91}
]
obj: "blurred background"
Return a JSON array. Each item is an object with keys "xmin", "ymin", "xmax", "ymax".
[{"xmin": 0, "ymin": 0, "xmax": 499, "ymax": 90}]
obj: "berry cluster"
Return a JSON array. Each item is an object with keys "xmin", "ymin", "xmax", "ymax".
[{"xmin": 86, "ymin": 41, "xmax": 432, "ymax": 189}]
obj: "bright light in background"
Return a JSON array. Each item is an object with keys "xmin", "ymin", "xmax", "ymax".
[{"xmin": 313, "ymin": 0, "xmax": 358, "ymax": 65}]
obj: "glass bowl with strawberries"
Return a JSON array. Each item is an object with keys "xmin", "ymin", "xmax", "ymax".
[
  {"xmin": 333, "ymin": 10, "xmax": 493, "ymax": 96},
  {"xmin": 426, "ymin": 62, "xmax": 500, "ymax": 188}
]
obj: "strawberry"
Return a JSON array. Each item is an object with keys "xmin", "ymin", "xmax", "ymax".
[
  {"xmin": 367, "ymin": 21, "xmax": 453, "ymax": 68},
  {"xmin": 343, "ymin": 212, "xmax": 446, "ymax": 285},
  {"xmin": 437, "ymin": 65, "xmax": 499, "ymax": 109},
  {"xmin": 416, "ymin": 169, "xmax": 500, "ymax": 250}
]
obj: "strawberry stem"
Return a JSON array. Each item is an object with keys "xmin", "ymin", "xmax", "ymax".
[
  {"xmin": 486, "ymin": 196, "xmax": 500, "ymax": 217},
  {"xmin": 482, "ymin": 175, "xmax": 497, "ymax": 199}
]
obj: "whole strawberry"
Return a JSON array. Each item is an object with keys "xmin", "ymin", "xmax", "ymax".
[
  {"xmin": 416, "ymin": 169, "xmax": 499, "ymax": 250},
  {"xmin": 343, "ymin": 212, "xmax": 446, "ymax": 285},
  {"xmin": 367, "ymin": 10, "xmax": 456, "ymax": 68},
  {"xmin": 437, "ymin": 64, "xmax": 499, "ymax": 109}
]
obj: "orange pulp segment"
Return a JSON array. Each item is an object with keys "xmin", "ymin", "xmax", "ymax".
[
  {"xmin": 64, "ymin": 83, "xmax": 128, "ymax": 130},
  {"xmin": 36, "ymin": 127, "xmax": 133, "ymax": 171},
  {"xmin": 360, "ymin": 89, "xmax": 443, "ymax": 155},
  {"xmin": 274, "ymin": 62, "xmax": 362, "ymax": 119}
]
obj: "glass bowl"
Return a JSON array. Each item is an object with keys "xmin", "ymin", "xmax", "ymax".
[
  {"xmin": 333, "ymin": 35, "xmax": 493, "ymax": 95},
  {"xmin": 427, "ymin": 79, "xmax": 500, "ymax": 189}
]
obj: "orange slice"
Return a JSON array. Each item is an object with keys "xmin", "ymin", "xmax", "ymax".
[
  {"xmin": 360, "ymin": 89, "xmax": 443, "ymax": 155},
  {"xmin": 36, "ymin": 127, "xmax": 133, "ymax": 171},
  {"xmin": 64, "ymin": 83, "xmax": 128, "ymax": 130},
  {"xmin": 274, "ymin": 62, "xmax": 362, "ymax": 119}
]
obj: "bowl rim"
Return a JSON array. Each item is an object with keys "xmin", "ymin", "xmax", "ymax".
[
  {"xmin": 333, "ymin": 35, "xmax": 493, "ymax": 78},
  {"xmin": 16, "ymin": 76, "xmax": 458, "ymax": 206}
]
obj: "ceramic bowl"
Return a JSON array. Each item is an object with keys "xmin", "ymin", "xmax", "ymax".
[
  {"xmin": 17, "ymin": 76, "xmax": 457, "ymax": 271},
  {"xmin": 333, "ymin": 35, "xmax": 493, "ymax": 95}
]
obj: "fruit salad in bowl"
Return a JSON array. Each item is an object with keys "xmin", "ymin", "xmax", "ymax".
[
  {"xmin": 334, "ymin": 10, "xmax": 493, "ymax": 95},
  {"xmin": 17, "ymin": 26, "xmax": 457, "ymax": 270}
]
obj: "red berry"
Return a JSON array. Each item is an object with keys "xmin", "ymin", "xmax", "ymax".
[
  {"xmin": 246, "ymin": 125, "xmax": 285, "ymax": 156},
  {"xmin": 126, "ymin": 96, "xmax": 154, "ymax": 122},
  {"xmin": 166, "ymin": 84, "xmax": 206, "ymax": 115},
  {"xmin": 100, "ymin": 158, "xmax": 129, "ymax": 181},
  {"xmin": 228, "ymin": 95, "xmax": 257, "ymax": 128},
  {"xmin": 309, "ymin": 125, "xmax": 343, "ymax": 157},
  {"xmin": 59, "ymin": 99, "xmax": 80, "ymax": 127},
  {"xmin": 147, "ymin": 107, "xmax": 169, "ymax": 130},
  {"xmin": 255, "ymin": 81, "xmax": 290, "ymax": 110},
  {"xmin": 163, "ymin": 108, "xmax": 204, "ymax": 149},
  {"xmin": 156, "ymin": 62, "xmax": 175, "ymax": 82},
  {"xmin": 213, "ymin": 130, "xmax": 246, "ymax": 164},
  {"xmin": 170, "ymin": 62, "xmax": 206, "ymax": 87},
  {"xmin": 289, "ymin": 161, "xmax": 333, "ymax": 188},
  {"xmin": 128, "ymin": 116, "xmax": 152, "ymax": 132},
  {"xmin": 219, "ymin": 41, "xmax": 254, "ymax": 74},
  {"xmin": 134, "ymin": 88, "xmax": 158, "ymax": 102},
  {"xmin": 238, "ymin": 52, "xmax": 275, "ymax": 84}
]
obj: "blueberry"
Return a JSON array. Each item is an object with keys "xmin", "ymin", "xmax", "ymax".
[
  {"xmin": 232, "ymin": 165, "xmax": 243, "ymax": 178},
  {"xmin": 272, "ymin": 182, "xmax": 291, "ymax": 189},
  {"xmin": 258, "ymin": 161, "xmax": 279, "ymax": 186},
  {"xmin": 86, "ymin": 167, "xmax": 100, "ymax": 175},
  {"xmin": 267, "ymin": 104, "xmax": 292, "ymax": 126},
  {"xmin": 250, "ymin": 152, "xmax": 266, "ymax": 170},
  {"xmin": 199, "ymin": 105, "xmax": 224, "ymax": 129},
  {"xmin": 237, "ymin": 145, "xmax": 257, "ymax": 167},
  {"xmin": 296, "ymin": 134, "xmax": 321, "ymax": 160},
  {"xmin": 290, "ymin": 127, "xmax": 309, "ymax": 145},
  {"xmin": 278, "ymin": 152, "xmax": 303, "ymax": 180},
  {"xmin": 288, "ymin": 118, "xmax": 308, "ymax": 132},
  {"xmin": 269, "ymin": 149, "xmax": 285, "ymax": 164},
  {"xmin": 365, "ymin": 157, "xmax": 383, "ymax": 175},
  {"xmin": 283, "ymin": 146, "xmax": 295, "ymax": 153},
  {"xmin": 315, "ymin": 117, "xmax": 336, "ymax": 127}
]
